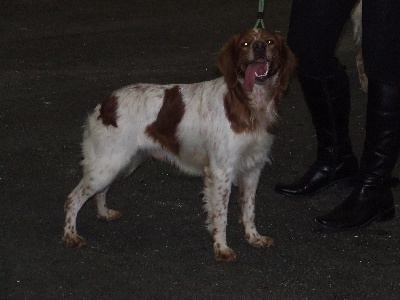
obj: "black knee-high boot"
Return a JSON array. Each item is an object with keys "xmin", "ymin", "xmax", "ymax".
[
  {"xmin": 316, "ymin": 79, "xmax": 400, "ymax": 229},
  {"xmin": 275, "ymin": 68, "xmax": 359, "ymax": 196}
]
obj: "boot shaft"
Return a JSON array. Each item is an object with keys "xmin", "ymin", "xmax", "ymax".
[
  {"xmin": 298, "ymin": 68, "xmax": 353, "ymax": 163},
  {"xmin": 274, "ymin": 68, "xmax": 358, "ymax": 197},
  {"xmin": 360, "ymin": 79, "xmax": 400, "ymax": 185}
]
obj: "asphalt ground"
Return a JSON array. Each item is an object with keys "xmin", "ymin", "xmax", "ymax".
[{"xmin": 1, "ymin": 0, "xmax": 399, "ymax": 298}]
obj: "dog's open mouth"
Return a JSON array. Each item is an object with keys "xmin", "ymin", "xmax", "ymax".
[{"xmin": 244, "ymin": 58, "xmax": 270, "ymax": 92}]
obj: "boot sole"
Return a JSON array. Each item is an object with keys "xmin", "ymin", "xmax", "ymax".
[
  {"xmin": 315, "ymin": 206, "xmax": 396, "ymax": 231},
  {"xmin": 275, "ymin": 176, "xmax": 400, "ymax": 198},
  {"xmin": 274, "ymin": 176, "xmax": 356, "ymax": 197}
]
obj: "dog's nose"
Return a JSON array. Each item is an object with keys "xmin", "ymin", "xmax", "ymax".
[{"xmin": 253, "ymin": 41, "xmax": 266, "ymax": 56}]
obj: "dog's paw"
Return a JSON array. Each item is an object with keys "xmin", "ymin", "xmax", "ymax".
[
  {"xmin": 63, "ymin": 233, "xmax": 86, "ymax": 248},
  {"xmin": 214, "ymin": 243, "xmax": 237, "ymax": 262},
  {"xmin": 97, "ymin": 209, "xmax": 122, "ymax": 221},
  {"xmin": 246, "ymin": 234, "xmax": 275, "ymax": 248}
]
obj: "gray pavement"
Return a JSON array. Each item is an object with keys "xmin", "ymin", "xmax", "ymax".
[{"xmin": 1, "ymin": 0, "xmax": 399, "ymax": 298}]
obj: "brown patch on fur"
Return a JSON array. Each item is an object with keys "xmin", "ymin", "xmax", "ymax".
[
  {"xmin": 146, "ymin": 86, "xmax": 185, "ymax": 155},
  {"xmin": 250, "ymin": 34, "xmax": 296, "ymax": 112},
  {"xmin": 223, "ymin": 87, "xmax": 254, "ymax": 133},
  {"xmin": 215, "ymin": 34, "xmax": 240, "ymax": 89},
  {"xmin": 273, "ymin": 35, "xmax": 297, "ymax": 101},
  {"xmin": 216, "ymin": 33, "xmax": 255, "ymax": 133},
  {"xmin": 98, "ymin": 94, "xmax": 119, "ymax": 127}
]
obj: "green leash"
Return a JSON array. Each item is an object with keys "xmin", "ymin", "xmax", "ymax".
[{"xmin": 253, "ymin": 0, "xmax": 266, "ymax": 29}]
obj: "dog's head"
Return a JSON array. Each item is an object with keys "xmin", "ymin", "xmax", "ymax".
[{"xmin": 216, "ymin": 28, "xmax": 296, "ymax": 93}]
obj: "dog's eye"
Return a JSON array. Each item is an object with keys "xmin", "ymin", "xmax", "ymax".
[
  {"xmin": 266, "ymin": 39, "xmax": 274, "ymax": 45},
  {"xmin": 241, "ymin": 41, "xmax": 250, "ymax": 47}
]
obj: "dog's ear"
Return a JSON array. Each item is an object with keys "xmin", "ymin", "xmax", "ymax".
[
  {"xmin": 276, "ymin": 36, "xmax": 297, "ymax": 92},
  {"xmin": 216, "ymin": 34, "xmax": 240, "ymax": 88}
]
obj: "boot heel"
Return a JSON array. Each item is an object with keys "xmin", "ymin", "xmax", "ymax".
[{"xmin": 377, "ymin": 207, "xmax": 396, "ymax": 222}]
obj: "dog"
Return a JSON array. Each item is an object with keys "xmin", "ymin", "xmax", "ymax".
[{"xmin": 62, "ymin": 28, "xmax": 296, "ymax": 262}]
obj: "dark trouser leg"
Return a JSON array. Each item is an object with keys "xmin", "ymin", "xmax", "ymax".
[
  {"xmin": 286, "ymin": 0, "xmax": 357, "ymax": 78},
  {"xmin": 362, "ymin": 0, "xmax": 400, "ymax": 84},
  {"xmin": 274, "ymin": 0, "xmax": 358, "ymax": 196}
]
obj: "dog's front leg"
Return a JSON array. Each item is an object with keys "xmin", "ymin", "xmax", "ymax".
[
  {"xmin": 204, "ymin": 167, "xmax": 236, "ymax": 262},
  {"xmin": 239, "ymin": 168, "xmax": 275, "ymax": 248}
]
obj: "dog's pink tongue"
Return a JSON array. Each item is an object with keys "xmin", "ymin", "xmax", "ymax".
[{"xmin": 244, "ymin": 62, "xmax": 267, "ymax": 92}]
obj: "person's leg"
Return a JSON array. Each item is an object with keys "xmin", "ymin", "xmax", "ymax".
[
  {"xmin": 287, "ymin": 0, "xmax": 357, "ymax": 78},
  {"xmin": 275, "ymin": 0, "xmax": 358, "ymax": 196},
  {"xmin": 362, "ymin": 0, "xmax": 400, "ymax": 85},
  {"xmin": 316, "ymin": 0, "xmax": 400, "ymax": 229}
]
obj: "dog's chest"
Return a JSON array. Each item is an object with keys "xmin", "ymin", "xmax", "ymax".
[
  {"xmin": 236, "ymin": 131, "xmax": 273, "ymax": 170},
  {"xmin": 177, "ymin": 127, "xmax": 273, "ymax": 173}
]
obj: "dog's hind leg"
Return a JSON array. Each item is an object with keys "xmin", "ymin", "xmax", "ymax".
[
  {"xmin": 94, "ymin": 151, "xmax": 149, "ymax": 221},
  {"xmin": 63, "ymin": 148, "xmax": 135, "ymax": 248},
  {"xmin": 94, "ymin": 188, "xmax": 121, "ymax": 221},
  {"xmin": 238, "ymin": 167, "xmax": 275, "ymax": 248},
  {"xmin": 63, "ymin": 175, "xmax": 119, "ymax": 248},
  {"xmin": 63, "ymin": 179, "xmax": 102, "ymax": 248},
  {"xmin": 124, "ymin": 150, "xmax": 150, "ymax": 177}
]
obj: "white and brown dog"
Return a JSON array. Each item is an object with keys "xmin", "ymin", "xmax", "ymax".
[{"xmin": 62, "ymin": 28, "xmax": 296, "ymax": 261}]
